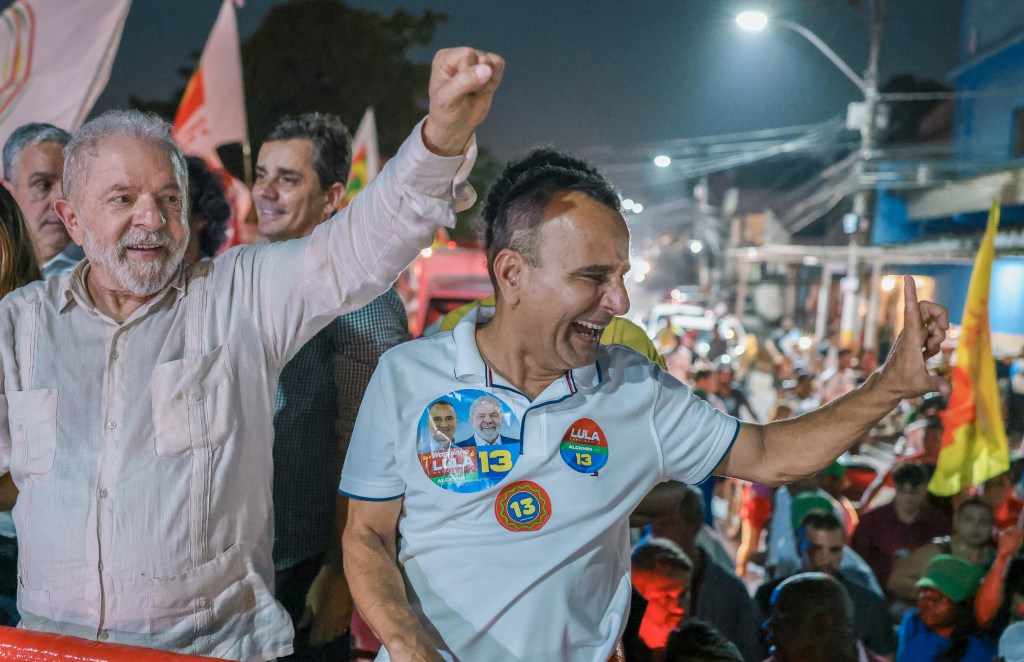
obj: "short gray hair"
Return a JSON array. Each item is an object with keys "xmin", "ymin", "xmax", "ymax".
[
  {"xmin": 470, "ymin": 395, "xmax": 502, "ymax": 419},
  {"xmin": 2, "ymin": 122, "xmax": 71, "ymax": 181},
  {"xmin": 63, "ymin": 110, "xmax": 188, "ymax": 210}
]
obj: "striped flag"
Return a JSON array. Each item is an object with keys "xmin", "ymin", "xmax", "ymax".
[
  {"xmin": 0, "ymin": 0, "xmax": 131, "ymax": 150},
  {"xmin": 173, "ymin": 0, "xmax": 256, "ymax": 249},
  {"xmin": 929, "ymin": 202, "xmax": 1010, "ymax": 496},
  {"xmin": 339, "ymin": 107, "xmax": 380, "ymax": 209}
]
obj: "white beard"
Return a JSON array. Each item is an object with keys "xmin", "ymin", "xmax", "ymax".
[{"xmin": 81, "ymin": 223, "xmax": 189, "ymax": 298}]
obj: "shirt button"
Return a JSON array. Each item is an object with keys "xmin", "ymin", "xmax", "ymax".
[
  {"xmin": 107, "ymin": 421, "xmax": 117, "ymax": 429},
  {"xmin": 97, "ymin": 561, "xmax": 104, "ymax": 571},
  {"xmin": 110, "ymin": 350, "xmax": 119, "ymax": 360},
  {"xmin": 15, "ymin": 424, "xmax": 22, "ymax": 431},
  {"xmin": 99, "ymin": 489, "xmax": 108, "ymax": 499},
  {"xmin": 99, "ymin": 630, "xmax": 109, "ymax": 640},
  {"xmin": 190, "ymin": 393, "xmax": 202, "ymax": 402},
  {"xmin": 196, "ymin": 597, "xmax": 208, "ymax": 608}
]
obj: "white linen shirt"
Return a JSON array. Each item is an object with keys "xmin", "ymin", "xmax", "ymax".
[
  {"xmin": 0, "ymin": 121, "xmax": 474, "ymax": 661},
  {"xmin": 339, "ymin": 308, "xmax": 740, "ymax": 662}
]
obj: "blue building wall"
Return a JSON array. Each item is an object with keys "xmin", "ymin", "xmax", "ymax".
[
  {"xmin": 886, "ymin": 258, "xmax": 1024, "ymax": 334},
  {"xmin": 954, "ymin": 2, "xmax": 1024, "ymax": 171}
]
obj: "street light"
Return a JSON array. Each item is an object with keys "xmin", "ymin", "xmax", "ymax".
[
  {"xmin": 654, "ymin": 155, "xmax": 672, "ymax": 168},
  {"xmin": 735, "ymin": 11, "xmax": 768, "ymax": 32},
  {"xmin": 736, "ymin": 3, "xmax": 885, "ymax": 350}
]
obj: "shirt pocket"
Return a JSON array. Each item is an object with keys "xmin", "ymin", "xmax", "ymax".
[
  {"xmin": 7, "ymin": 389, "xmax": 58, "ymax": 477},
  {"xmin": 150, "ymin": 345, "xmax": 236, "ymax": 457},
  {"xmin": 150, "ymin": 543, "xmax": 256, "ymax": 651}
]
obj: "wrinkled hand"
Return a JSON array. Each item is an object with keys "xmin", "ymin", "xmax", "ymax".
[
  {"xmin": 997, "ymin": 527, "xmax": 1024, "ymax": 558},
  {"xmin": 298, "ymin": 564, "xmax": 353, "ymax": 647},
  {"xmin": 423, "ymin": 47, "xmax": 505, "ymax": 156},
  {"xmin": 880, "ymin": 276, "xmax": 950, "ymax": 399}
]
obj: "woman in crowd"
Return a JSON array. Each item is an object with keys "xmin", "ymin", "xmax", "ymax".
[
  {"xmin": 0, "ymin": 184, "xmax": 41, "ymax": 294},
  {"xmin": 888, "ymin": 497, "xmax": 996, "ymax": 605},
  {"xmin": 897, "ymin": 554, "xmax": 996, "ymax": 661}
]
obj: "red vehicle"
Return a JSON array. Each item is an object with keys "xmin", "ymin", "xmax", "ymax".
[{"xmin": 403, "ymin": 243, "xmax": 492, "ymax": 337}]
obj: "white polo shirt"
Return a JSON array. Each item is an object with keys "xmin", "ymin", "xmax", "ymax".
[{"xmin": 340, "ymin": 309, "xmax": 739, "ymax": 661}]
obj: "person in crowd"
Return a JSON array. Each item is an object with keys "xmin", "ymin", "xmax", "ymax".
[
  {"xmin": 183, "ymin": 156, "xmax": 230, "ymax": 262},
  {"xmin": 663, "ymin": 620, "xmax": 743, "ymax": 662},
  {"xmin": 715, "ymin": 362, "xmax": 760, "ymax": 422},
  {"xmin": 815, "ymin": 461, "xmax": 859, "ymax": 537},
  {"xmin": 666, "ymin": 332, "xmax": 693, "ymax": 384},
  {"xmin": 648, "ymin": 485, "xmax": 760, "ymax": 661},
  {"xmin": 631, "ymin": 537, "xmax": 694, "ymax": 655},
  {"xmin": 852, "ymin": 462, "xmax": 952, "ymax": 590},
  {"xmin": 0, "ymin": 185, "xmax": 42, "ymax": 625},
  {"xmin": 734, "ymin": 403, "xmax": 792, "ymax": 579},
  {"xmin": 0, "ymin": 47, "xmax": 500, "ymax": 659},
  {"xmin": 818, "ymin": 347, "xmax": 858, "ymax": 404},
  {"xmin": 692, "ymin": 368, "xmax": 727, "ymax": 412},
  {"xmin": 656, "ymin": 318, "xmax": 678, "ymax": 355},
  {"xmin": 755, "ymin": 509, "xmax": 896, "ymax": 658},
  {"xmin": 707, "ymin": 323, "xmax": 728, "ymax": 363},
  {"xmin": 1, "ymin": 122, "xmax": 82, "ymax": 276},
  {"xmin": 252, "ymin": 111, "xmax": 414, "ymax": 660},
  {"xmin": 888, "ymin": 497, "xmax": 996, "ymax": 606},
  {"xmin": 762, "ymin": 572, "xmax": 888, "ymax": 662},
  {"xmin": 896, "ymin": 554, "xmax": 996, "ymax": 662},
  {"xmin": 974, "ymin": 527, "xmax": 1024, "ymax": 630},
  {"xmin": 341, "ymin": 132, "xmax": 950, "ymax": 658},
  {"xmin": 980, "ymin": 471, "xmax": 1024, "ymax": 530},
  {"xmin": 998, "ymin": 621, "xmax": 1024, "ymax": 662},
  {"xmin": 767, "ymin": 484, "xmax": 884, "ymax": 595},
  {"xmin": 785, "ymin": 367, "xmax": 820, "ymax": 415}
]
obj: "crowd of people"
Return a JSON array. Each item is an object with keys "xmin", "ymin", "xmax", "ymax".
[
  {"xmin": 628, "ymin": 326, "xmax": 1024, "ymax": 661},
  {"xmin": 0, "ymin": 42, "xmax": 1011, "ymax": 662}
]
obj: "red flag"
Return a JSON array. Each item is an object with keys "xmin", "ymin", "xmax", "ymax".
[{"xmin": 173, "ymin": 0, "xmax": 254, "ymax": 249}]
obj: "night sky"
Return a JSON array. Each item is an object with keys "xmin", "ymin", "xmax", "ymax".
[{"xmin": 91, "ymin": 0, "xmax": 963, "ymax": 160}]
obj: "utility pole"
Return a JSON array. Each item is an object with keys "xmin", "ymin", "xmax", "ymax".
[{"xmin": 839, "ymin": 0, "xmax": 884, "ymax": 349}]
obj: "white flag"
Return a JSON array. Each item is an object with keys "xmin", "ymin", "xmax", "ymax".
[
  {"xmin": 0, "ymin": 0, "xmax": 132, "ymax": 149},
  {"xmin": 173, "ymin": 0, "xmax": 248, "ymax": 159}
]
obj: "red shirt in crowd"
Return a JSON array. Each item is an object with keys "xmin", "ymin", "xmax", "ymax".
[{"xmin": 850, "ymin": 500, "xmax": 951, "ymax": 588}]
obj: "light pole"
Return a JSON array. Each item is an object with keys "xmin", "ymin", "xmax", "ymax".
[{"xmin": 737, "ymin": 3, "xmax": 885, "ymax": 349}]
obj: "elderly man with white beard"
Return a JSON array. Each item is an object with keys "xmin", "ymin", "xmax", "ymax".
[{"xmin": 0, "ymin": 46, "xmax": 503, "ymax": 660}]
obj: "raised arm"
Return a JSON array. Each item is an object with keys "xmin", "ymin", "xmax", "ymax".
[
  {"xmin": 343, "ymin": 498, "xmax": 443, "ymax": 662},
  {"xmin": 240, "ymin": 48, "xmax": 505, "ymax": 366},
  {"xmin": 717, "ymin": 276, "xmax": 949, "ymax": 485}
]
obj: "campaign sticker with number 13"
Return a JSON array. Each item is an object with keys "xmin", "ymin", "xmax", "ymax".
[
  {"xmin": 494, "ymin": 481, "xmax": 551, "ymax": 532},
  {"xmin": 559, "ymin": 418, "xmax": 609, "ymax": 474}
]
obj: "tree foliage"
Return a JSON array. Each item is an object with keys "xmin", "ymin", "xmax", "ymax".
[
  {"xmin": 134, "ymin": 0, "xmax": 445, "ymax": 158},
  {"xmin": 241, "ymin": 0, "xmax": 445, "ymax": 155}
]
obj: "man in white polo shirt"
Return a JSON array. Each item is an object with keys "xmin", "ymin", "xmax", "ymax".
[{"xmin": 341, "ymin": 156, "xmax": 950, "ymax": 662}]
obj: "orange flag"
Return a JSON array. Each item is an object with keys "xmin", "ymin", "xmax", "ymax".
[
  {"xmin": 339, "ymin": 107, "xmax": 380, "ymax": 209},
  {"xmin": 929, "ymin": 202, "xmax": 1010, "ymax": 496},
  {"xmin": 173, "ymin": 0, "xmax": 255, "ymax": 249}
]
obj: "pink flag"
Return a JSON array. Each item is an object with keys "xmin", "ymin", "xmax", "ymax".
[{"xmin": 0, "ymin": 0, "xmax": 131, "ymax": 151}]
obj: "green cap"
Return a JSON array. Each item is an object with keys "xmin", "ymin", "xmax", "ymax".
[
  {"xmin": 790, "ymin": 492, "xmax": 833, "ymax": 531},
  {"xmin": 821, "ymin": 461, "xmax": 846, "ymax": 479},
  {"xmin": 915, "ymin": 554, "xmax": 983, "ymax": 603}
]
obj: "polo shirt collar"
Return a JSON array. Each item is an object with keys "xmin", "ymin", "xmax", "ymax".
[{"xmin": 451, "ymin": 305, "xmax": 604, "ymax": 392}]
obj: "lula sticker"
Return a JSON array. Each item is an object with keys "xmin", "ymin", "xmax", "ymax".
[{"xmin": 559, "ymin": 417, "xmax": 608, "ymax": 473}]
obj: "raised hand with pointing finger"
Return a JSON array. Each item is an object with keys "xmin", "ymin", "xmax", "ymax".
[{"xmin": 878, "ymin": 275, "xmax": 951, "ymax": 399}]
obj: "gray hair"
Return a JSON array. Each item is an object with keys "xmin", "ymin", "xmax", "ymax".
[
  {"xmin": 469, "ymin": 395, "xmax": 502, "ymax": 419},
  {"xmin": 63, "ymin": 110, "xmax": 188, "ymax": 211},
  {"xmin": 2, "ymin": 122, "xmax": 71, "ymax": 181}
]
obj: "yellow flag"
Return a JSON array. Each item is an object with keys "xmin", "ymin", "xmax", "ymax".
[{"xmin": 929, "ymin": 202, "xmax": 1009, "ymax": 496}]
